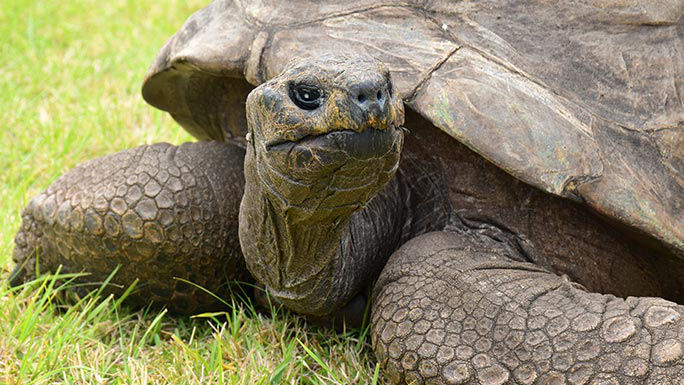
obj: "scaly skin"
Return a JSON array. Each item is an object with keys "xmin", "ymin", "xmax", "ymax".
[
  {"xmin": 12, "ymin": 141, "xmax": 248, "ymax": 313},
  {"xmin": 372, "ymin": 231, "xmax": 684, "ymax": 384}
]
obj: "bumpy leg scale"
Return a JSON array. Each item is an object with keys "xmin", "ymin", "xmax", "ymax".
[
  {"xmin": 12, "ymin": 142, "xmax": 248, "ymax": 313},
  {"xmin": 372, "ymin": 231, "xmax": 684, "ymax": 384}
]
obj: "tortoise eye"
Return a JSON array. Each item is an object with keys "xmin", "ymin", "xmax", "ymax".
[{"xmin": 289, "ymin": 83, "xmax": 323, "ymax": 110}]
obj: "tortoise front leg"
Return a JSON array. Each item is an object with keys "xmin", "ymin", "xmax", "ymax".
[
  {"xmin": 10, "ymin": 141, "xmax": 249, "ymax": 314},
  {"xmin": 372, "ymin": 231, "xmax": 684, "ymax": 384}
]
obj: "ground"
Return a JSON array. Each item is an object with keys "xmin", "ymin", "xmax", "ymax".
[{"xmin": 0, "ymin": 1, "xmax": 383, "ymax": 383}]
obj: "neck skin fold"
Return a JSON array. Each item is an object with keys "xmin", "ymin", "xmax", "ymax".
[{"xmin": 239, "ymin": 144, "xmax": 452, "ymax": 316}]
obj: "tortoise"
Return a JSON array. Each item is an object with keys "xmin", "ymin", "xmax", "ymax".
[{"xmin": 10, "ymin": 0, "xmax": 684, "ymax": 383}]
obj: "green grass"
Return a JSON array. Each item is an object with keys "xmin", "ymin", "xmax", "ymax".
[{"xmin": 0, "ymin": 1, "xmax": 383, "ymax": 383}]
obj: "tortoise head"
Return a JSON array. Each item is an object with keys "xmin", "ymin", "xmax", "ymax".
[
  {"xmin": 239, "ymin": 54, "xmax": 405, "ymax": 315},
  {"xmin": 244, "ymin": 54, "xmax": 404, "ymax": 218}
]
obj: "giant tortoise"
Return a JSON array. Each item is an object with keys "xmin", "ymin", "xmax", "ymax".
[{"xmin": 10, "ymin": 0, "xmax": 684, "ymax": 383}]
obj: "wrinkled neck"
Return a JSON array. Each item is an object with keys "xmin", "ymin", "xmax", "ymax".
[
  {"xmin": 238, "ymin": 149, "xmax": 452, "ymax": 316},
  {"xmin": 238, "ymin": 145, "xmax": 381, "ymax": 315}
]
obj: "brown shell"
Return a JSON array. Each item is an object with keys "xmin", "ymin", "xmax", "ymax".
[{"xmin": 142, "ymin": 0, "xmax": 684, "ymax": 255}]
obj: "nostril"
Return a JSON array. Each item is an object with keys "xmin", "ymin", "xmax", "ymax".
[
  {"xmin": 377, "ymin": 90, "xmax": 382, "ymax": 100},
  {"xmin": 357, "ymin": 93, "xmax": 367, "ymax": 103}
]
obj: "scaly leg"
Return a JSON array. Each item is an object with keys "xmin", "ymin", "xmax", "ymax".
[
  {"xmin": 372, "ymin": 231, "xmax": 684, "ymax": 384},
  {"xmin": 11, "ymin": 141, "xmax": 248, "ymax": 314}
]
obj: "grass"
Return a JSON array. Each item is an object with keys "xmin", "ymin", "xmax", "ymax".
[{"xmin": 0, "ymin": 1, "xmax": 384, "ymax": 383}]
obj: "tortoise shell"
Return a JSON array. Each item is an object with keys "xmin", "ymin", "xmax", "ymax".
[{"xmin": 142, "ymin": 0, "xmax": 684, "ymax": 256}]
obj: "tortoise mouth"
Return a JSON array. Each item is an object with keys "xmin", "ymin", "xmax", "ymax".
[
  {"xmin": 254, "ymin": 125, "xmax": 403, "ymax": 204},
  {"xmin": 264, "ymin": 125, "xmax": 402, "ymax": 161}
]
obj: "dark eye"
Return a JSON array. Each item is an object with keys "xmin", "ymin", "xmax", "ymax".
[{"xmin": 288, "ymin": 83, "xmax": 323, "ymax": 110}]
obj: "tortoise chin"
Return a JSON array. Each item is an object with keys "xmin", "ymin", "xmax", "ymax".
[{"xmin": 254, "ymin": 126, "xmax": 403, "ymax": 211}]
